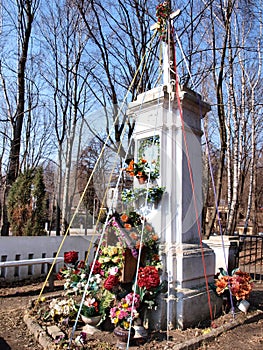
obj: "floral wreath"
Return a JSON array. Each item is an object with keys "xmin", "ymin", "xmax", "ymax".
[{"xmin": 156, "ymin": 2, "xmax": 170, "ymax": 41}]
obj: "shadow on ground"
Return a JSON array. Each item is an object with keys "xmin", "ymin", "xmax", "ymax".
[{"xmin": 0, "ymin": 337, "xmax": 11, "ymax": 350}]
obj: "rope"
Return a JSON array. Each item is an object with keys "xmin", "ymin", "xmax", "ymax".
[
  {"xmin": 67, "ymin": 33, "xmax": 159, "ymax": 347},
  {"xmin": 36, "ymin": 32, "xmax": 158, "ymax": 305},
  {"xmin": 173, "ymin": 29, "xmax": 236, "ymax": 316}
]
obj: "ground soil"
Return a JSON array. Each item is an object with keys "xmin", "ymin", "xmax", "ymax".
[{"xmin": 1, "ymin": 280, "xmax": 263, "ymax": 350}]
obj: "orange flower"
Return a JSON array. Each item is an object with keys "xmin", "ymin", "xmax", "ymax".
[
  {"xmin": 135, "ymin": 241, "xmax": 144, "ymax": 250},
  {"xmin": 145, "ymin": 224, "xmax": 153, "ymax": 232},
  {"xmin": 152, "ymin": 254, "xmax": 160, "ymax": 261},
  {"xmin": 125, "ymin": 160, "xmax": 135, "ymax": 175},
  {"xmin": 137, "ymin": 171, "xmax": 143, "ymax": 176},
  {"xmin": 215, "ymin": 276, "xmax": 229, "ymax": 294},
  {"xmin": 120, "ymin": 214, "xmax": 129, "ymax": 222},
  {"xmin": 129, "ymin": 231, "xmax": 138, "ymax": 240},
  {"xmin": 152, "ymin": 234, "xmax": 159, "ymax": 241},
  {"xmin": 141, "ymin": 159, "xmax": 147, "ymax": 164},
  {"xmin": 124, "ymin": 223, "xmax": 132, "ymax": 230}
]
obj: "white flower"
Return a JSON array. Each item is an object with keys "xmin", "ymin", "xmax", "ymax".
[
  {"xmin": 84, "ymin": 297, "xmax": 96, "ymax": 307},
  {"xmin": 63, "ymin": 305, "xmax": 70, "ymax": 315},
  {"xmin": 109, "ymin": 266, "xmax": 119, "ymax": 275},
  {"xmin": 80, "ymin": 273, "xmax": 86, "ymax": 280},
  {"xmin": 95, "ymin": 274, "xmax": 102, "ymax": 283}
]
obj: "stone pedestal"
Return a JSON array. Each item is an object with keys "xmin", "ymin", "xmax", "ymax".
[
  {"xmin": 203, "ymin": 236, "xmax": 239, "ymax": 275},
  {"xmin": 127, "ymin": 85, "xmax": 222, "ymax": 329}
]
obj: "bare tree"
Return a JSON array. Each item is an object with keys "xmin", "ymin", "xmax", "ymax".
[
  {"xmin": 0, "ymin": 0, "xmax": 39, "ymax": 235},
  {"xmin": 38, "ymin": 0, "xmax": 92, "ymax": 234},
  {"xmin": 75, "ymin": 0, "xmax": 159, "ymax": 159}
]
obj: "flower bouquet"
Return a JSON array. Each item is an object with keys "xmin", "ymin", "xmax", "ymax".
[
  {"xmin": 125, "ymin": 158, "xmax": 159, "ymax": 182},
  {"xmin": 43, "ymin": 296, "xmax": 77, "ymax": 323},
  {"xmin": 57, "ymin": 252, "xmax": 89, "ymax": 295},
  {"xmin": 110, "ymin": 292, "xmax": 140, "ymax": 330},
  {"xmin": 214, "ymin": 268, "xmax": 253, "ymax": 301},
  {"xmin": 135, "ymin": 265, "xmax": 166, "ymax": 309}
]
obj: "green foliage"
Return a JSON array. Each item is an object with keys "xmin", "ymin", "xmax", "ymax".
[
  {"xmin": 7, "ymin": 167, "xmax": 47, "ymax": 236},
  {"xmin": 121, "ymin": 186, "xmax": 165, "ymax": 204}
]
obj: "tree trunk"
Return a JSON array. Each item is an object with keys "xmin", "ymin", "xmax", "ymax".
[{"xmin": 1, "ymin": 0, "xmax": 34, "ymax": 236}]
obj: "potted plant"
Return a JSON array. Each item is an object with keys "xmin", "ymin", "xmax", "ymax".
[
  {"xmin": 121, "ymin": 186, "xmax": 165, "ymax": 208},
  {"xmin": 110, "ymin": 292, "xmax": 140, "ymax": 347},
  {"xmin": 79, "ymin": 294, "xmax": 102, "ymax": 326},
  {"xmin": 125, "ymin": 158, "xmax": 159, "ymax": 183}
]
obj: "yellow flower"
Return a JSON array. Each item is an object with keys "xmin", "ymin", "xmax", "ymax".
[
  {"xmin": 123, "ymin": 321, "xmax": 129, "ymax": 329},
  {"xmin": 108, "ymin": 247, "xmax": 118, "ymax": 256},
  {"xmin": 98, "ymin": 256, "xmax": 111, "ymax": 263},
  {"xmin": 112, "ymin": 256, "xmax": 121, "ymax": 264}
]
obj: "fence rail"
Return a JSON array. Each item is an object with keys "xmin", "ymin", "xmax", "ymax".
[{"xmin": 237, "ymin": 235, "xmax": 263, "ymax": 283}]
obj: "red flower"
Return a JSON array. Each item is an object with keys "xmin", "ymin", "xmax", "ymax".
[
  {"xmin": 56, "ymin": 272, "xmax": 64, "ymax": 280},
  {"xmin": 64, "ymin": 251, "xmax": 78, "ymax": 264},
  {"xmin": 91, "ymin": 260, "xmax": 102, "ymax": 274},
  {"xmin": 78, "ymin": 260, "xmax": 85, "ymax": 269},
  {"xmin": 104, "ymin": 274, "xmax": 119, "ymax": 291},
  {"xmin": 138, "ymin": 266, "xmax": 160, "ymax": 290}
]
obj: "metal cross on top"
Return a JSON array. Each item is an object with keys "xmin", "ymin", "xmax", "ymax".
[{"xmin": 151, "ymin": 2, "xmax": 181, "ymax": 91}]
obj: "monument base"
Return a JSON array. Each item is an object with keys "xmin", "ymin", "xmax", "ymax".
[
  {"xmin": 175, "ymin": 287, "xmax": 222, "ymax": 329},
  {"xmin": 144, "ymin": 243, "xmax": 223, "ymax": 330}
]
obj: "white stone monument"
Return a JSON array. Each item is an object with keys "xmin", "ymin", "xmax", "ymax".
[{"xmin": 127, "ymin": 16, "xmax": 221, "ymax": 328}]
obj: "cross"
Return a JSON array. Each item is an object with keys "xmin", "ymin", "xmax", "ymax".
[{"xmin": 151, "ymin": 3, "xmax": 181, "ymax": 91}]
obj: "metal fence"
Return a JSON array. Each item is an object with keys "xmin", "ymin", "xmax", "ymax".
[{"xmin": 237, "ymin": 235, "xmax": 263, "ymax": 283}]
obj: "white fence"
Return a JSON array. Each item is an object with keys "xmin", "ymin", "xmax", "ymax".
[{"xmin": 0, "ymin": 235, "xmax": 98, "ymax": 282}]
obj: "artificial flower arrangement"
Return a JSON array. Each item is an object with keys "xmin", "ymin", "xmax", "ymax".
[
  {"xmin": 106, "ymin": 211, "xmax": 162, "ymax": 264},
  {"xmin": 49, "ymin": 252, "xmax": 116, "ymax": 325},
  {"xmin": 214, "ymin": 268, "xmax": 253, "ymax": 301},
  {"xmin": 105, "ymin": 210, "xmax": 167, "ymax": 314},
  {"xmin": 45, "ymin": 296, "xmax": 76, "ymax": 322},
  {"xmin": 156, "ymin": 1, "xmax": 169, "ymax": 41},
  {"xmin": 135, "ymin": 265, "xmax": 166, "ymax": 309},
  {"xmin": 31, "ymin": 206, "xmax": 166, "ymax": 347},
  {"xmin": 121, "ymin": 186, "xmax": 165, "ymax": 205},
  {"xmin": 57, "ymin": 257, "xmax": 88, "ymax": 295},
  {"xmin": 109, "ymin": 292, "xmax": 140, "ymax": 330},
  {"xmin": 125, "ymin": 158, "xmax": 159, "ymax": 181}
]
